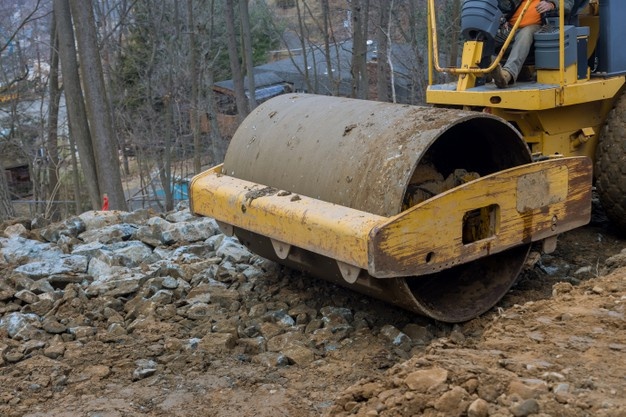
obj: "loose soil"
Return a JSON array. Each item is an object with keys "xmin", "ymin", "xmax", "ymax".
[{"xmin": 1, "ymin": 211, "xmax": 625, "ymax": 417}]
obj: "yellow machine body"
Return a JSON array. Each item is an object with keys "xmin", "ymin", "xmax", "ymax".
[
  {"xmin": 426, "ymin": 0, "xmax": 625, "ymax": 161},
  {"xmin": 190, "ymin": 0, "xmax": 624, "ymax": 322},
  {"xmin": 191, "ymin": 95, "xmax": 591, "ymax": 322}
]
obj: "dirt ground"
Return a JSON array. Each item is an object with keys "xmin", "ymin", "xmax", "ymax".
[{"xmin": 1, "ymin": 206, "xmax": 625, "ymax": 417}]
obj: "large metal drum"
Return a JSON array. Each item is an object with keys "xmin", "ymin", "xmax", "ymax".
[{"xmin": 223, "ymin": 94, "xmax": 532, "ymax": 322}]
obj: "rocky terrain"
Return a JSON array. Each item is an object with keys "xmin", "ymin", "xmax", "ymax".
[{"xmin": 0, "ymin": 204, "xmax": 625, "ymax": 417}]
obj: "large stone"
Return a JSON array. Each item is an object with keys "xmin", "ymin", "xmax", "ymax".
[
  {"xmin": 14, "ymin": 255, "xmax": 89, "ymax": 279},
  {"xmin": 198, "ymin": 333, "xmax": 237, "ymax": 354},
  {"xmin": 1, "ymin": 237, "xmax": 64, "ymax": 264},
  {"xmin": 43, "ymin": 335, "xmax": 66, "ymax": 359},
  {"xmin": 0, "ymin": 312, "xmax": 42, "ymax": 341},
  {"xmin": 467, "ymin": 398, "xmax": 489, "ymax": 417},
  {"xmin": 109, "ymin": 241, "xmax": 157, "ymax": 266},
  {"xmin": 510, "ymin": 399, "xmax": 540, "ymax": 417},
  {"xmin": 23, "ymin": 299, "xmax": 55, "ymax": 316},
  {"xmin": 238, "ymin": 336, "xmax": 267, "ymax": 354},
  {"xmin": 39, "ymin": 216, "xmax": 86, "ymax": 242},
  {"xmin": 78, "ymin": 210, "xmax": 126, "ymax": 230},
  {"xmin": 78, "ymin": 223, "xmax": 138, "ymax": 244},
  {"xmin": 282, "ymin": 345, "xmax": 315, "ymax": 365},
  {"xmin": 380, "ymin": 324, "xmax": 412, "ymax": 351},
  {"xmin": 404, "ymin": 368, "xmax": 449, "ymax": 393},
  {"xmin": 215, "ymin": 237, "xmax": 253, "ymax": 263},
  {"xmin": 434, "ymin": 386, "xmax": 470, "ymax": 416},
  {"xmin": 3, "ymin": 223, "xmax": 28, "ymax": 238},
  {"xmin": 14, "ymin": 289, "xmax": 39, "ymax": 304}
]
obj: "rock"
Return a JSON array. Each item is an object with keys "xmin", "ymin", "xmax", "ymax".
[
  {"xmin": 253, "ymin": 352, "xmax": 290, "ymax": 368},
  {"xmin": 186, "ymin": 302, "xmax": 212, "ymax": 320},
  {"xmin": 24, "ymin": 299, "xmax": 55, "ymax": 316},
  {"xmin": 48, "ymin": 274, "xmax": 89, "ymax": 289},
  {"xmin": 238, "ymin": 337, "xmax": 267, "ymax": 354},
  {"xmin": 14, "ymin": 255, "xmax": 89, "ymax": 279},
  {"xmin": 3, "ymin": 223, "xmax": 28, "ymax": 238},
  {"xmin": 0, "ymin": 312, "xmax": 42, "ymax": 341},
  {"xmin": 161, "ymin": 276, "xmax": 179, "ymax": 289},
  {"xmin": 165, "ymin": 208, "xmax": 197, "ymax": 223},
  {"xmin": 198, "ymin": 333, "xmax": 236, "ymax": 354},
  {"xmin": 42, "ymin": 318, "xmax": 67, "ymax": 334},
  {"xmin": 78, "ymin": 223, "xmax": 138, "ymax": 244},
  {"xmin": 434, "ymin": 386, "xmax": 470, "ymax": 416},
  {"xmin": 29, "ymin": 279, "xmax": 56, "ymax": 294},
  {"xmin": 132, "ymin": 359, "xmax": 158, "ymax": 381},
  {"xmin": 282, "ymin": 344, "xmax": 315, "ymax": 365},
  {"xmin": 86, "ymin": 365, "xmax": 111, "ymax": 379},
  {"xmin": 402, "ymin": 323, "xmax": 433, "ymax": 345},
  {"xmin": 215, "ymin": 236, "xmax": 253, "ymax": 263},
  {"xmin": 109, "ymin": 240, "xmax": 156, "ymax": 265},
  {"xmin": 107, "ymin": 323, "xmax": 128, "ymax": 337},
  {"xmin": 22, "ymin": 339, "xmax": 46, "ymax": 355},
  {"xmin": 510, "ymin": 399, "xmax": 540, "ymax": 417},
  {"xmin": 151, "ymin": 289, "xmax": 173, "ymax": 305},
  {"xmin": 267, "ymin": 331, "xmax": 307, "ymax": 352},
  {"xmin": 78, "ymin": 210, "xmax": 125, "ymax": 230},
  {"xmin": 508, "ymin": 379, "xmax": 548, "ymax": 400},
  {"xmin": 0, "ymin": 289, "xmax": 14, "ymax": 302},
  {"xmin": 209, "ymin": 286, "xmax": 241, "ymax": 308},
  {"xmin": 380, "ymin": 324, "xmax": 412, "ymax": 351},
  {"xmin": 39, "ymin": 216, "xmax": 86, "ymax": 242},
  {"xmin": 404, "ymin": 368, "xmax": 448, "ymax": 393},
  {"xmin": 1, "ymin": 237, "xmax": 64, "ymax": 264},
  {"xmin": 43, "ymin": 335, "xmax": 66, "ymax": 359},
  {"xmin": 3, "ymin": 348, "xmax": 24, "ymax": 363},
  {"xmin": 68, "ymin": 326, "xmax": 96, "ymax": 339},
  {"xmin": 14, "ymin": 289, "xmax": 39, "ymax": 304},
  {"xmin": 467, "ymin": 398, "xmax": 490, "ymax": 417}
]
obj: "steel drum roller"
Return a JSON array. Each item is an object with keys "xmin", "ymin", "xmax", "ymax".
[{"xmin": 221, "ymin": 94, "xmax": 533, "ymax": 322}]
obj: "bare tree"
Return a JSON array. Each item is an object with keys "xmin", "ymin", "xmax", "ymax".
[
  {"xmin": 55, "ymin": 0, "xmax": 101, "ymax": 209},
  {"xmin": 45, "ymin": 11, "xmax": 62, "ymax": 218},
  {"xmin": 70, "ymin": 0, "xmax": 127, "ymax": 210},
  {"xmin": 224, "ymin": 0, "xmax": 248, "ymax": 122},
  {"xmin": 240, "ymin": 0, "xmax": 256, "ymax": 111},
  {"xmin": 350, "ymin": 0, "xmax": 370, "ymax": 99}
]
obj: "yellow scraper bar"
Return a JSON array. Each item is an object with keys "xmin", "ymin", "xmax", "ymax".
[
  {"xmin": 190, "ymin": 157, "xmax": 591, "ymax": 280},
  {"xmin": 368, "ymin": 157, "xmax": 592, "ymax": 277},
  {"xmin": 190, "ymin": 165, "xmax": 385, "ymax": 270}
]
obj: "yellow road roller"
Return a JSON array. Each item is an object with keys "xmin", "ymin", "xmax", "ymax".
[{"xmin": 191, "ymin": 0, "xmax": 624, "ymax": 322}]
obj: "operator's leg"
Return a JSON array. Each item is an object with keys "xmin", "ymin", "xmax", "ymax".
[{"xmin": 503, "ymin": 24, "xmax": 541, "ymax": 81}]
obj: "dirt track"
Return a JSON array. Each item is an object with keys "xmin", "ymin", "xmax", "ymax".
[{"xmin": 1, "ymin": 206, "xmax": 625, "ymax": 417}]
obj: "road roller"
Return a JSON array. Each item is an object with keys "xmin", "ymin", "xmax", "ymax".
[{"xmin": 190, "ymin": 0, "xmax": 625, "ymax": 322}]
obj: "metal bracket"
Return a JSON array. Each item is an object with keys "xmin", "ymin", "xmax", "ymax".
[
  {"xmin": 542, "ymin": 235, "xmax": 558, "ymax": 254},
  {"xmin": 216, "ymin": 221, "xmax": 234, "ymax": 237},
  {"xmin": 337, "ymin": 261, "xmax": 361, "ymax": 284},
  {"xmin": 271, "ymin": 239, "xmax": 291, "ymax": 260}
]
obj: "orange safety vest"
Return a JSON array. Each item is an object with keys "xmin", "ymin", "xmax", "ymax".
[{"xmin": 509, "ymin": 0, "xmax": 542, "ymax": 27}]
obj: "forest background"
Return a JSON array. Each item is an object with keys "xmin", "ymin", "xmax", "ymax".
[{"xmin": 0, "ymin": 0, "xmax": 463, "ymax": 221}]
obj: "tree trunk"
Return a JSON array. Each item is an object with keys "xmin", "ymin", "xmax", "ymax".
[
  {"xmin": 54, "ymin": 0, "xmax": 101, "ymax": 210},
  {"xmin": 240, "ymin": 0, "xmax": 256, "ymax": 111},
  {"xmin": 0, "ymin": 161, "xmax": 16, "ymax": 222},
  {"xmin": 69, "ymin": 0, "xmax": 127, "ymax": 211},
  {"xmin": 321, "ymin": 0, "xmax": 338, "ymax": 95},
  {"xmin": 375, "ymin": 0, "xmax": 391, "ymax": 102},
  {"xmin": 47, "ymin": 13, "xmax": 62, "ymax": 219},
  {"xmin": 188, "ymin": 0, "xmax": 202, "ymax": 174},
  {"xmin": 224, "ymin": 0, "xmax": 248, "ymax": 122},
  {"xmin": 448, "ymin": 0, "xmax": 462, "ymax": 79},
  {"xmin": 351, "ymin": 0, "xmax": 370, "ymax": 99}
]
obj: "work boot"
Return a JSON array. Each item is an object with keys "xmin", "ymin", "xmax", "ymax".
[{"xmin": 492, "ymin": 64, "xmax": 512, "ymax": 88}]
